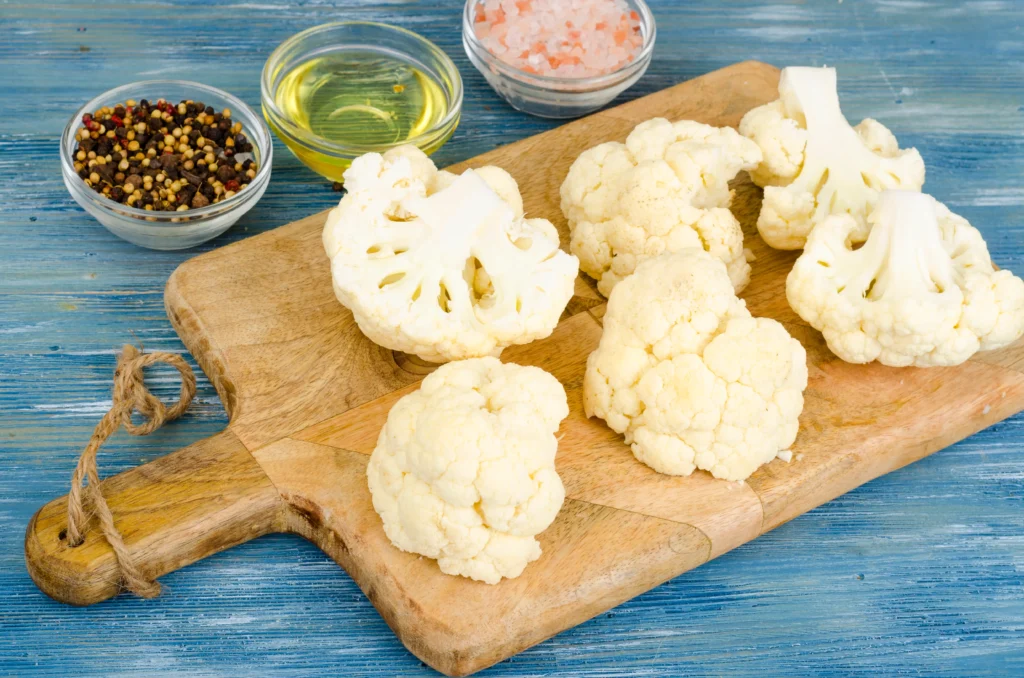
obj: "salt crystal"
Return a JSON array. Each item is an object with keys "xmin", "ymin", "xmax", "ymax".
[{"xmin": 474, "ymin": 0, "xmax": 643, "ymax": 78}]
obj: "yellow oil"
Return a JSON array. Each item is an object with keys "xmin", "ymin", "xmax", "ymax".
[{"xmin": 270, "ymin": 51, "xmax": 455, "ymax": 181}]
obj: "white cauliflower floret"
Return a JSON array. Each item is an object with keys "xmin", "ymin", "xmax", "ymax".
[
  {"xmin": 324, "ymin": 145, "xmax": 579, "ymax": 363},
  {"xmin": 584, "ymin": 250, "xmax": 808, "ymax": 481},
  {"xmin": 787, "ymin": 190, "xmax": 1024, "ymax": 367},
  {"xmin": 560, "ymin": 118, "xmax": 763, "ymax": 297},
  {"xmin": 740, "ymin": 66, "xmax": 926, "ymax": 250},
  {"xmin": 366, "ymin": 357, "xmax": 568, "ymax": 584}
]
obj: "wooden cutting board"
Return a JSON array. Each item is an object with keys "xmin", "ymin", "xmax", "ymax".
[{"xmin": 25, "ymin": 61, "xmax": 1024, "ymax": 676}]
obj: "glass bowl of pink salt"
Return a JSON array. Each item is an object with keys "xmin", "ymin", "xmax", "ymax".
[{"xmin": 463, "ymin": 0, "xmax": 656, "ymax": 118}]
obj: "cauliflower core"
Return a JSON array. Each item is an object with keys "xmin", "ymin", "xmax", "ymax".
[
  {"xmin": 324, "ymin": 146, "xmax": 579, "ymax": 363},
  {"xmin": 788, "ymin": 190, "xmax": 1024, "ymax": 367},
  {"xmin": 560, "ymin": 118, "xmax": 763, "ymax": 297},
  {"xmin": 584, "ymin": 250, "xmax": 808, "ymax": 482},
  {"xmin": 740, "ymin": 66, "xmax": 926, "ymax": 250},
  {"xmin": 366, "ymin": 357, "xmax": 568, "ymax": 584}
]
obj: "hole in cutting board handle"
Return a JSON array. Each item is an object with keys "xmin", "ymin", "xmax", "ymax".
[{"xmin": 58, "ymin": 527, "xmax": 83, "ymax": 548}]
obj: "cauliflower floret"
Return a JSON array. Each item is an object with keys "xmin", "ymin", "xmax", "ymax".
[
  {"xmin": 324, "ymin": 146, "xmax": 579, "ymax": 363},
  {"xmin": 787, "ymin": 190, "xmax": 1024, "ymax": 367},
  {"xmin": 740, "ymin": 66, "xmax": 926, "ymax": 250},
  {"xmin": 366, "ymin": 357, "xmax": 568, "ymax": 584},
  {"xmin": 584, "ymin": 250, "xmax": 808, "ymax": 481},
  {"xmin": 560, "ymin": 118, "xmax": 763, "ymax": 297}
]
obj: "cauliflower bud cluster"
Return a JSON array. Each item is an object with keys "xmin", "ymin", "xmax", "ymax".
[
  {"xmin": 367, "ymin": 357, "xmax": 569, "ymax": 585},
  {"xmin": 561, "ymin": 118, "xmax": 763, "ymax": 298},
  {"xmin": 584, "ymin": 249, "xmax": 808, "ymax": 482},
  {"xmin": 324, "ymin": 145, "xmax": 579, "ymax": 364}
]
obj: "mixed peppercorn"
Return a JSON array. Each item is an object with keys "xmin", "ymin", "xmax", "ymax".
[{"xmin": 71, "ymin": 98, "xmax": 259, "ymax": 212}]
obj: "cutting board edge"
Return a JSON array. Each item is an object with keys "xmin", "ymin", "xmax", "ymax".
[{"xmin": 165, "ymin": 266, "xmax": 238, "ymax": 419}]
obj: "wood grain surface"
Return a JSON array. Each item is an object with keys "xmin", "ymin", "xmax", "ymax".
[
  {"xmin": 25, "ymin": 431, "xmax": 287, "ymax": 606},
  {"xmin": 21, "ymin": 61, "xmax": 1024, "ymax": 676},
  {"xmin": 3, "ymin": 1, "xmax": 1024, "ymax": 676}
]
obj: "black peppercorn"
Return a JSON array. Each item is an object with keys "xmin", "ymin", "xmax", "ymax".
[{"xmin": 216, "ymin": 165, "xmax": 236, "ymax": 182}]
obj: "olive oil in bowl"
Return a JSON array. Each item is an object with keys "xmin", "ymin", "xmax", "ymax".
[
  {"xmin": 262, "ymin": 23, "xmax": 462, "ymax": 182},
  {"xmin": 276, "ymin": 53, "xmax": 450, "ymax": 148}
]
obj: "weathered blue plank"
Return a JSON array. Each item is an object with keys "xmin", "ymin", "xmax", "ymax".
[{"xmin": 1, "ymin": 0, "xmax": 1023, "ymax": 675}]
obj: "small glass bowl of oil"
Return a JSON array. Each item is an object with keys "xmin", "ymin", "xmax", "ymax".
[{"xmin": 262, "ymin": 22, "xmax": 463, "ymax": 183}]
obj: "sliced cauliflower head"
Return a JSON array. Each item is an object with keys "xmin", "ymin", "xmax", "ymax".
[
  {"xmin": 366, "ymin": 357, "xmax": 569, "ymax": 584},
  {"xmin": 560, "ymin": 118, "xmax": 763, "ymax": 297},
  {"xmin": 324, "ymin": 145, "xmax": 580, "ymax": 363},
  {"xmin": 584, "ymin": 250, "xmax": 808, "ymax": 482},
  {"xmin": 787, "ymin": 190, "xmax": 1024, "ymax": 367},
  {"xmin": 740, "ymin": 66, "xmax": 926, "ymax": 250}
]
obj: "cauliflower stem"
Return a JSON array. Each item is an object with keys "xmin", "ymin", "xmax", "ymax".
[{"xmin": 827, "ymin": 191, "xmax": 954, "ymax": 304}]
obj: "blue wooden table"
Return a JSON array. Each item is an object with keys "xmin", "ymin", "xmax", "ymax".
[{"xmin": 2, "ymin": 1, "xmax": 1023, "ymax": 675}]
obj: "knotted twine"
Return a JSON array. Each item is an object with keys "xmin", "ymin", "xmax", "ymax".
[{"xmin": 66, "ymin": 344, "xmax": 196, "ymax": 598}]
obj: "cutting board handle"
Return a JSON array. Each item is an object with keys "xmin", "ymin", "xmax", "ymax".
[{"xmin": 24, "ymin": 430, "xmax": 286, "ymax": 606}]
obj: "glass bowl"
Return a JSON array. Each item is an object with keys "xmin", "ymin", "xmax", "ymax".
[
  {"xmin": 462, "ymin": 0, "xmax": 656, "ymax": 118},
  {"xmin": 261, "ymin": 22, "xmax": 463, "ymax": 182},
  {"xmin": 60, "ymin": 80, "xmax": 272, "ymax": 250}
]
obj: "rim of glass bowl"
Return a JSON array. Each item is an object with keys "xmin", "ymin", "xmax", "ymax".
[
  {"xmin": 462, "ymin": 0, "xmax": 657, "ymax": 92},
  {"xmin": 60, "ymin": 80, "xmax": 273, "ymax": 222},
  {"xmin": 261, "ymin": 21, "xmax": 464, "ymax": 158}
]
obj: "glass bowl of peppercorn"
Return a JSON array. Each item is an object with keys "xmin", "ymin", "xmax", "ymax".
[{"xmin": 61, "ymin": 80, "xmax": 273, "ymax": 250}]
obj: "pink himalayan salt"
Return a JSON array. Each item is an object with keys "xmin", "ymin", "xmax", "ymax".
[{"xmin": 473, "ymin": 0, "xmax": 643, "ymax": 78}]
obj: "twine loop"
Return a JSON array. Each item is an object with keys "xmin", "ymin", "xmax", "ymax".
[{"xmin": 66, "ymin": 344, "xmax": 196, "ymax": 598}]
